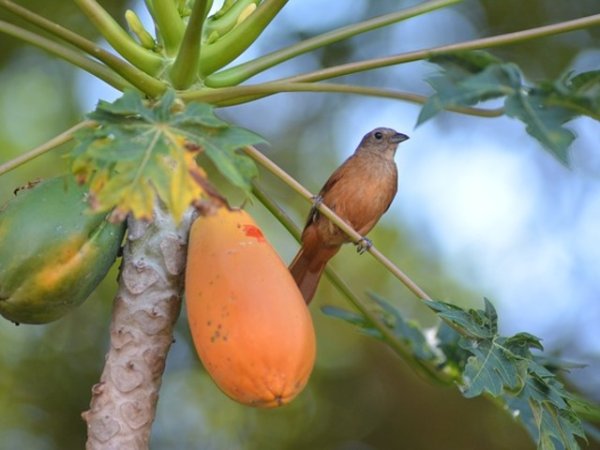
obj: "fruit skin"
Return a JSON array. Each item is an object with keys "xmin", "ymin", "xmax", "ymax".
[
  {"xmin": 0, "ymin": 176, "xmax": 126, "ymax": 324},
  {"xmin": 185, "ymin": 207, "xmax": 316, "ymax": 408}
]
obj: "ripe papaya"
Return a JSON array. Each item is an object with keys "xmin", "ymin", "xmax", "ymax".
[
  {"xmin": 185, "ymin": 206, "xmax": 316, "ymax": 408},
  {"xmin": 0, "ymin": 175, "xmax": 126, "ymax": 324}
]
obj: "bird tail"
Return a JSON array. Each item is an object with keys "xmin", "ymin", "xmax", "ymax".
[{"xmin": 289, "ymin": 244, "xmax": 340, "ymax": 304}]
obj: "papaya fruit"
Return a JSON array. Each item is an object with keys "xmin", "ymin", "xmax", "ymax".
[
  {"xmin": 0, "ymin": 175, "xmax": 126, "ymax": 324},
  {"xmin": 185, "ymin": 206, "xmax": 316, "ymax": 408}
]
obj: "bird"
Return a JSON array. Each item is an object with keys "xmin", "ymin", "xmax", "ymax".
[{"xmin": 289, "ymin": 127, "xmax": 409, "ymax": 304}]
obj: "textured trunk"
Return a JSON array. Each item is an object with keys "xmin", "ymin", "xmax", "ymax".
[{"xmin": 82, "ymin": 203, "xmax": 195, "ymax": 449}]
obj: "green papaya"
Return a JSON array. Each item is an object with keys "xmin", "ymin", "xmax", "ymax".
[{"xmin": 0, "ymin": 175, "xmax": 126, "ymax": 324}]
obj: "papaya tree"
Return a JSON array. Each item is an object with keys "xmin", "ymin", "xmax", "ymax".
[{"xmin": 0, "ymin": 0, "xmax": 599, "ymax": 449}]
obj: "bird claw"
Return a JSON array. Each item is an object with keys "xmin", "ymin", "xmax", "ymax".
[
  {"xmin": 355, "ymin": 237, "xmax": 372, "ymax": 254},
  {"xmin": 311, "ymin": 194, "xmax": 323, "ymax": 207}
]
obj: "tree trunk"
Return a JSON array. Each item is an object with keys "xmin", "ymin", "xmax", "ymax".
[{"xmin": 82, "ymin": 203, "xmax": 195, "ymax": 449}]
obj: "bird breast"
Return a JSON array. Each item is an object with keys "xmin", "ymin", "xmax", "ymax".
[{"xmin": 321, "ymin": 154, "xmax": 398, "ymax": 239}]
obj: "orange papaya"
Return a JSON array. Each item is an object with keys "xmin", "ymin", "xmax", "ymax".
[{"xmin": 185, "ymin": 206, "xmax": 316, "ymax": 407}]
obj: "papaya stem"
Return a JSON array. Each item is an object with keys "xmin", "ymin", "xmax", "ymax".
[
  {"xmin": 0, "ymin": 121, "xmax": 95, "ymax": 176},
  {"xmin": 74, "ymin": 0, "xmax": 164, "ymax": 75},
  {"xmin": 205, "ymin": 0, "xmax": 461, "ymax": 87},
  {"xmin": 0, "ymin": 21, "xmax": 130, "ymax": 91},
  {"xmin": 169, "ymin": 0, "xmax": 209, "ymax": 89},
  {"xmin": 199, "ymin": 0, "xmax": 288, "ymax": 76},
  {"xmin": 180, "ymin": 81, "xmax": 504, "ymax": 117},
  {"xmin": 271, "ymin": 13, "xmax": 600, "ymax": 84},
  {"xmin": 0, "ymin": 0, "xmax": 166, "ymax": 97},
  {"xmin": 152, "ymin": 0, "xmax": 185, "ymax": 56}
]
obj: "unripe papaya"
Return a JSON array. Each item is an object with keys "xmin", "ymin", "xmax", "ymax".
[
  {"xmin": 185, "ymin": 207, "xmax": 316, "ymax": 408},
  {"xmin": 0, "ymin": 176, "xmax": 126, "ymax": 324}
]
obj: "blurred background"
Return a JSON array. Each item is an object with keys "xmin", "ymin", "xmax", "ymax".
[{"xmin": 0, "ymin": 0, "xmax": 599, "ymax": 448}]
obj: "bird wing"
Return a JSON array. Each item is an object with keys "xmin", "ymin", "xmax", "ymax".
[{"xmin": 304, "ymin": 156, "xmax": 353, "ymax": 229}]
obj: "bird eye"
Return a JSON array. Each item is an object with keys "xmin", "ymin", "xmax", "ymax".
[{"xmin": 374, "ymin": 131, "xmax": 383, "ymax": 140}]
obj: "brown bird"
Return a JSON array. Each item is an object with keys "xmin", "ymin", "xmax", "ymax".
[{"xmin": 289, "ymin": 127, "xmax": 409, "ymax": 304}]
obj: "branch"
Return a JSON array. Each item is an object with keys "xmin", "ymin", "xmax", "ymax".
[
  {"xmin": 74, "ymin": 0, "xmax": 164, "ymax": 75},
  {"xmin": 0, "ymin": 0, "xmax": 166, "ymax": 96},
  {"xmin": 169, "ymin": 0, "xmax": 209, "ymax": 89},
  {"xmin": 0, "ymin": 120, "xmax": 94, "ymax": 176},
  {"xmin": 181, "ymin": 81, "xmax": 504, "ymax": 117},
  {"xmin": 199, "ymin": 0, "xmax": 288, "ymax": 76},
  {"xmin": 0, "ymin": 21, "xmax": 130, "ymax": 91},
  {"xmin": 152, "ymin": 0, "xmax": 185, "ymax": 56},
  {"xmin": 273, "ymin": 14, "xmax": 600, "ymax": 84},
  {"xmin": 243, "ymin": 145, "xmax": 432, "ymax": 300},
  {"xmin": 204, "ymin": 0, "xmax": 462, "ymax": 87},
  {"xmin": 82, "ymin": 202, "xmax": 196, "ymax": 449}
]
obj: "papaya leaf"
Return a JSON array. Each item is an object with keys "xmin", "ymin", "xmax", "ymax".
[
  {"xmin": 330, "ymin": 292, "xmax": 588, "ymax": 449},
  {"xmin": 426, "ymin": 298, "xmax": 586, "ymax": 450},
  {"xmin": 425, "ymin": 298, "xmax": 497, "ymax": 339},
  {"xmin": 70, "ymin": 90, "xmax": 264, "ymax": 221},
  {"xmin": 418, "ymin": 61, "xmax": 519, "ymax": 125},
  {"xmin": 538, "ymin": 70, "xmax": 600, "ymax": 121},
  {"xmin": 504, "ymin": 91, "xmax": 575, "ymax": 165},
  {"xmin": 418, "ymin": 51, "xmax": 598, "ymax": 165}
]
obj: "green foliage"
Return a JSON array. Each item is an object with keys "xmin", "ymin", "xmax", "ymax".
[
  {"xmin": 70, "ymin": 90, "xmax": 263, "ymax": 221},
  {"xmin": 323, "ymin": 295, "xmax": 589, "ymax": 450},
  {"xmin": 418, "ymin": 51, "xmax": 600, "ymax": 164}
]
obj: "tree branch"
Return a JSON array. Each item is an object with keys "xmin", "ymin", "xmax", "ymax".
[
  {"xmin": 0, "ymin": 21, "xmax": 130, "ymax": 91},
  {"xmin": 181, "ymin": 81, "xmax": 504, "ymax": 117},
  {"xmin": 0, "ymin": 0, "xmax": 166, "ymax": 96},
  {"xmin": 0, "ymin": 120, "xmax": 94, "ymax": 176},
  {"xmin": 74, "ymin": 0, "xmax": 164, "ymax": 75},
  {"xmin": 82, "ymin": 202, "xmax": 196, "ymax": 449},
  {"xmin": 169, "ymin": 0, "xmax": 209, "ymax": 89},
  {"xmin": 274, "ymin": 14, "xmax": 600, "ymax": 84},
  {"xmin": 204, "ymin": 0, "xmax": 462, "ymax": 87}
]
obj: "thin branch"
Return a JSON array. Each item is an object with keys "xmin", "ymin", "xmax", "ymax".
[
  {"xmin": 181, "ymin": 81, "xmax": 504, "ymax": 117},
  {"xmin": 0, "ymin": 121, "xmax": 94, "ymax": 176},
  {"xmin": 0, "ymin": 21, "xmax": 130, "ymax": 91},
  {"xmin": 74, "ymin": 0, "xmax": 164, "ymax": 75},
  {"xmin": 272, "ymin": 14, "xmax": 600, "ymax": 84},
  {"xmin": 169, "ymin": 0, "xmax": 208, "ymax": 89},
  {"xmin": 251, "ymin": 182, "xmax": 450, "ymax": 384},
  {"xmin": 243, "ymin": 145, "xmax": 432, "ymax": 301},
  {"xmin": 0, "ymin": 0, "xmax": 166, "ymax": 96},
  {"xmin": 204, "ymin": 0, "xmax": 462, "ymax": 87}
]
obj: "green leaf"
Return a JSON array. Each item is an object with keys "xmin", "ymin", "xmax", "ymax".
[
  {"xmin": 70, "ymin": 89, "xmax": 264, "ymax": 221},
  {"xmin": 541, "ymin": 70, "xmax": 600, "ymax": 121},
  {"xmin": 326, "ymin": 294, "xmax": 587, "ymax": 449},
  {"xmin": 429, "ymin": 298, "xmax": 585, "ymax": 449},
  {"xmin": 425, "ymin": 298, "xmax": 496, "ymax": 339},
  {"xmin": 419, "ymin": 51, "xmax": 598, "ymax": 164},
  {"xmin": 459, "ymin": 336, "xmax": 523, "ymax": 397},
  {"xmin": 504, "ymin": 91, "xmax": 575, "ymax": 165},
  {"xmin": 417, "ymin": 52, "xmax": 518, "ymax": 126}
]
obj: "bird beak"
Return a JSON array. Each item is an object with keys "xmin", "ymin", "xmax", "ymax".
[{"xmin": 391, "ymin": 133, "xmax": 409, "ymax": 143}]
